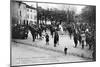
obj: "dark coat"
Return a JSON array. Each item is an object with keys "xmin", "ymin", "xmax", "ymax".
[
  {"xmin": 73, "ymin": 33, "xmax": 78, "ymax": 45},
  {"xmin": 28, "ymin": 25, "xmax": 37, "ymax": 41},
  {"xmin": 45, "ymin": 34, "xmax": 49, "ymax": 42},
  {"xmin": 54, "ymin": 32, "xmax": 59, "ymax": 44}
]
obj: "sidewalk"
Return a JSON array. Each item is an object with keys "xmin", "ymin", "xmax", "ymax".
[{"xmin": 12, "ymin": 31, "xmax": 93, "ymax": 60}]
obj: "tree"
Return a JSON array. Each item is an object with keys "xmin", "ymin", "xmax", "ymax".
[
  {"xmin": 81, "ymin": 6, "xmax": 96, "ymax": 52},
  {"xmin": 81, "ymin": 6, "xmax": 96, "ymax": 37},
  {"xmin": 81, "ymin": 6, "xmax": 96, "ymax": 25},
  {"xmin": 37, "ymin": 6, "xmax": 76, "ymax": 30}
]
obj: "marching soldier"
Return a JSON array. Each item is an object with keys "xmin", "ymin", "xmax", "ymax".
[
  {"xmin": 81, "ymin": 31, "xmax": 86, "ymax": 49},
  {"xmin": 28, "ymin": 24, "xmax": 36, "ymax": 42},
  {"xmin": 54, "ymin": 31, "xmax": 59, "ymax": 47},
  {"xmin": 73, "ymin": 32, "xmax": 78, "ymax": 48}
]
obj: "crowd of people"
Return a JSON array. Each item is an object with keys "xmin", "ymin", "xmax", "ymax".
[
  {"xmin": 12, "ymin": 22, "xmax": 95, "ymax": 59},
  {"xmin": 28, "ymin": 23, "xmax": 95, "ymax": 51},
  {"xmin": 28, "ymin": 23, "xmax": 60, "ymax": 47},
  {"xmin": 68, "ymin": 23, "xmax": 96, "ymax": 60},
  {"xmin": 28, "ymin": 23, "xmax": 96, "ymax": 60},
  {"xmin": 67, "ymin": 23, "xmax": 95, "ymax": 50}
]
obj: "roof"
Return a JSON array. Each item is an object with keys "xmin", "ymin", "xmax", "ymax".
[
  {"xmin": 12, "ymin": 1, "xmax": 36, "ymax": 10},
  {"xmin": 26, "ymin": 4, "xmax": 36, "ymax": 10}
]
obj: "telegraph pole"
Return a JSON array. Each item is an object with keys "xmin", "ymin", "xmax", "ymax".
[{"xmin": 36, "ymin": 2, "xmax": 39, "ymax": 27}]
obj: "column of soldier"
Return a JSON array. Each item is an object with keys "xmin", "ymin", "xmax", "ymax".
[{"xmin": 29, "ymin": 24, "xmax": 95, "ymax": 50}]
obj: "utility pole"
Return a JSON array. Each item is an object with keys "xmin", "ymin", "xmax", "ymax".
[{"xmin": 36, "ymin": 2, "xmax": 39, "ymax": 27}]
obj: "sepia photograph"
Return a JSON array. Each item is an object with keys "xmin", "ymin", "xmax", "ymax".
[{"xmin": 10, "ymin": 0, "xmax": 96, "ymax": 66}]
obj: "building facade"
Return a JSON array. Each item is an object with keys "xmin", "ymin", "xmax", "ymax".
[
  {"xmin": 11, "ymin": 1, "xmax": 37, "ymax": 26},
  {"xmin": 26, "ymin": 5, "xmax": 37, "ymax": 25}
]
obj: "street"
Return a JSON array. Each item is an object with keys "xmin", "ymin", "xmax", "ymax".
[
  {"xmin": 11, "ymin": 42, "xmax": 89, "ymax": 66},
  {"xmin": 11, "ymin": 31, "xmax": 92, "ymax": 66}
]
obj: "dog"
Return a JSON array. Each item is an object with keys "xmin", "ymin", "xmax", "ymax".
[{"xmin": 64, "ymin": 47, "xmax": 68, "ymax": 55}]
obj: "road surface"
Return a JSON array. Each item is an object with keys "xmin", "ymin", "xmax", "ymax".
[{"xmin": 11, "ymin": 42, "xmax": 90, "ymax": 66}]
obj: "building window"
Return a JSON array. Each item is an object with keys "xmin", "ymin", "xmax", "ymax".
[
  {"xmin": 31, "ymin": 10, "xmax": 32, "ymax": 12},
  {"xmin": 33, "ymin": 10, "xmax": 35, "ymax": 13},
  {"xmin": 34, "ymin": 16, "xmax": 37, "ymax": 20}
]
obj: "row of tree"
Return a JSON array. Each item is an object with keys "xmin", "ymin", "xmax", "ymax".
[
  {"xmin": 37, "ymin": 7, "xmax": 75, "ymax": 26},
  {"xmin": 81, "ymin": 6, "xmax": 96, "ymax": 25},
  {"xmin": 36, "ymin": 5, "xmax": 96, "ymax": 32},
  {"xmin": 81, "ymin": 6, "xmax": 96, "ymax": 37}
]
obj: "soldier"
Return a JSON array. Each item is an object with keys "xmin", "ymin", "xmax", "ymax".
[
  {"xmin": 77, "ymin": 27, "xmax": 82, "ymax": 45},
  {"xmin": 35, "ymin": 27, "xmax": 39, "ymax": 39},
  {"xmin": 73, "ymin": 32, "xmax": 78, "ymax": 48},
  {"xmin": 28, "ymin": 24, "xmax": 36, "ymax": 42},
  {"xmin": 56, "ymin": 31, "xmax": 59, "ymax": 45},
  {"xmin": 67, "ymin": 26, "xmax": 73, "ymax": 39},
  {"xmin": 77, "ymin": 31, "xmax": 82, "ymax": 45},
  {"xmin": 50, "ymin": 26, "xmax": 54, "ymax": 38},
  {"xmin": 73, "ymin": 28, "xmax": 78, "ymax": 47},
  {"xmin": 81, "ymin": 31, "xmax": 86, "ymax": 49},
  {"xmin": 38, "ymin": 27, "xmax": 42, "ymax": 39},
  {"xmin": 86, "ymin": 33, "xmax": 93, "ymax": 50},
  {"xmin": 54, "ymin": 31, "xmax": 59, "ymax": 47}
]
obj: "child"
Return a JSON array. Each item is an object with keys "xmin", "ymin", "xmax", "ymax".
[{"xmin": 45, "ymin": 33, "xmax": 49, "ymax": 45}]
